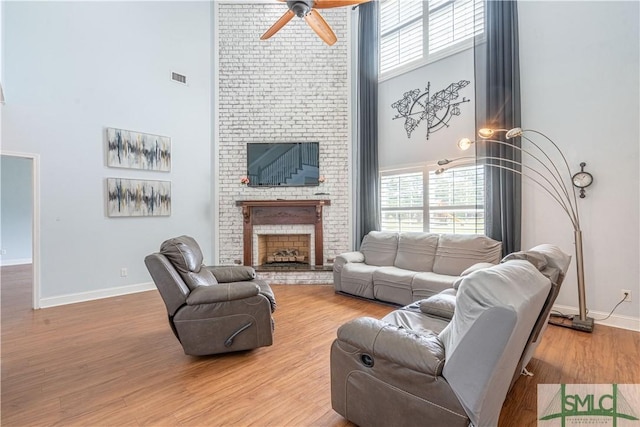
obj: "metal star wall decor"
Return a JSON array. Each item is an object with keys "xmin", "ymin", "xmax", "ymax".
[{"xmin": 391, "ymin": 80, "xmax": 471, "ymax": 140}]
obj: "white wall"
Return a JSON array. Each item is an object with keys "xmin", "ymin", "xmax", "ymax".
[
  {"xmin": 378, "ymin": 50, "xmax": 476, "ymax": 170},
  {"xmin": 519, "ymin": 1, "xmax": 639, "ymax": 328},
  {"xmin": 2, "ymin": 1, "xmax": 212, "ymax": 305}
]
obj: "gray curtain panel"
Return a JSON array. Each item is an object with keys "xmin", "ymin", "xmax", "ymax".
[
  {"xmin": 355, "ymin": 1, "xmax": 380, "ymax": 247},
  {"xmin": 474, "ymin": 0, "xmax": 522, "ymax": 256}
]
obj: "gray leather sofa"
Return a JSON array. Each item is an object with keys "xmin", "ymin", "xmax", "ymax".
[
  {"xmin": 330, "ymin": 244, "xmax": 571, "ymax": 427},
  {"xmin": 333, "ymin": 231, "xmax": 503, "ymax": 306},
  {"xmin": 145, "ymin": 235, "xmax": 276, "ymax": 356}
]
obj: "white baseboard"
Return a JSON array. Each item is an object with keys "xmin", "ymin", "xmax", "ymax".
[
  {"xmin": 1, "ymin": 258, "xmax": 33, "ymax": 267},
  {"xmin": 33, "ymin": 285, "xmax": 640, "ymax": 331},
  {"xmin": 553, "ymin": 304, "xmax": 640, "ymax": 332},
  {"xmin": 39, "ymin": 282, "xmax": 157, "ymax": 309}
]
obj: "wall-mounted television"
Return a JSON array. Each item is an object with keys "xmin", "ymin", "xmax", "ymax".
[{"xmin": 247, "ymin": 142, "xmax": 319, "ymax": 187}]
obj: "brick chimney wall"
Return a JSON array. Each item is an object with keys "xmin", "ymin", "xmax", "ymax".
[{"xmin": 216, "ymin": 3, "xmax": 351, "ymax": 266}]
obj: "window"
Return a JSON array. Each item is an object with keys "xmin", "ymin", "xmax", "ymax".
[
  {"xmin": 381, "ymin": 170, "xmax": 425, "ymax": 232},
  {"xmin": 381, "ymin": 165, "xmax": 484, "ymax": 234},
  {"xmin": 380, "ymin": 1, "xmax": 424, "ymax": 75},
  {"xmin": 380, "ymin": 0, "xmax": 485, "ymax": 76},
  {"xmin": 428, "ymin": 165, "xmax": 484, "ymax": 234}
]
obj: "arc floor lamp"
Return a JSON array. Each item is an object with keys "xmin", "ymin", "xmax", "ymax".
[{"xmin": 437, "ymin": 127, "xmax": 594, "ymax": 332}]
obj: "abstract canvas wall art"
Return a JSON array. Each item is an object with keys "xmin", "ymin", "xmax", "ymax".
[
  {"xmin": 106, "ymin": 127, "xmax": 171, "ymax": 171},
  {"xmin": 107, "ymin": 178, "xmax": 171, "ymax": 217}
]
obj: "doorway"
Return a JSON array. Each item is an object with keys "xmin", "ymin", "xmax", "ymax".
[{"xmin": 1, "ymin": 153, "xmax": 39, "ymax": 309}]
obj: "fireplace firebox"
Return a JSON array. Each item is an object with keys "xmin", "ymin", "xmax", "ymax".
[{"xmin": 258, "ymin": 234, "xmax": 311, "ymax": 265}]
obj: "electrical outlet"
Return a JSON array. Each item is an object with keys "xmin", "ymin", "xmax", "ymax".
[
  {"xmin": 120, "ymin": 268, "xmax": 128, "ymax": 277},
  {"xmin": 621, "ymin": 289, "xmax": 632, "ymax": 303},
  {"xmin": 0, "ymin": 249, "xmax": 6, "ymax": 255}
]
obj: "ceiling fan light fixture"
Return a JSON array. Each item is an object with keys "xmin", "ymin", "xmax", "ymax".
[
  {"xmin": 289, "ymin": 1, "xmax": 311, "ymax": 17},
  {"xmin": 262, "ymin": 0, "xmax": 371, "ymax": 45}
]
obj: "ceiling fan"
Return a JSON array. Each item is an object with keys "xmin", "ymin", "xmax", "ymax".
[{"xmin": 261, "ymin": 0, "xmax": 371, "ymax": 46}]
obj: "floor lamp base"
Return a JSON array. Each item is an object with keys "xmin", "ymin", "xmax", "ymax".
[
  {"xmin": 571, "ymin": 316, "xmax": 595, "ymax": 332},
  {"xmin": 549, "ymin": 315, "xmax": 594, "ymax": 333}
]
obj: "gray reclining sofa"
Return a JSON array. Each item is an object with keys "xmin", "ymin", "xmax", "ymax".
[
  {"xmin": 333, "ymin": 231, "xmax": 503, "ymax": 306},
  {"xmin": 330, "ymin": 244, "xmax": 571, "ymax": 427}
]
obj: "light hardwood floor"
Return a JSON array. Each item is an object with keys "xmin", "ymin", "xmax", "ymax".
[{"xmin": 2, "ymin": 265, "xmax": 639, "ymax": 426}]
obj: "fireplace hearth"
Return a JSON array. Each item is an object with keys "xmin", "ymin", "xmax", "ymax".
[{"xmin": 254, "ymin": 263, "xmax": 333, "ymax": 273}]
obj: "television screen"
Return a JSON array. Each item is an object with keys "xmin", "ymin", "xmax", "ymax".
[{"xmin": 247, "ymin": 142, "xmax": 319, "ymax": 187}]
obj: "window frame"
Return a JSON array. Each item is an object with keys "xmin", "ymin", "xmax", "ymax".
[{"xmin": 379, "ymin": 0, "xmax": 485, "ymax": 82}]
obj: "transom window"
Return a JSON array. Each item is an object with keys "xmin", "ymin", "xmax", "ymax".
[
  {"xmin": 380, "ymin": 0, "xmax": 485, "ymax": 76},
  {"xmin": 380, "ymin": 165, "xmax": 485, "ymax": 234}
]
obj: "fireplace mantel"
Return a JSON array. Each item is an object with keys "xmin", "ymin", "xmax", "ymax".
[{"xmin": 235, "ymin": 199, "xmax": 331, "ymax": 266}]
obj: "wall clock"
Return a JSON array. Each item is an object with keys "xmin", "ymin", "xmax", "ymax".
[{"xmin": 572, "ymin": 162, "xmax": 593, "ymax": 198}]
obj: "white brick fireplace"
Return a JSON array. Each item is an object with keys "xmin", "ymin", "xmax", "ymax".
[{"xmin": 215, "ymin": 3, "xmax": 351, "ymax": 284}]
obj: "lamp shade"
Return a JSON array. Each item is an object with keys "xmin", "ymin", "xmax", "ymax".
[
  {"xmin": 506, "ymin": 127, "xmax": 523, "ymax": 139},
  {"xmin": 457, "ymin": 138, "xmax": 473, "ymax": 151},
  {"xmin": 478, "ymin": 128, "xmax": 495, "ymax": 138}
]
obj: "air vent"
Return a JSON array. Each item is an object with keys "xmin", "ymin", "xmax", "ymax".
[{"xmin": 171, "ymin": 71, "xmax": 187, "ymax": 85}]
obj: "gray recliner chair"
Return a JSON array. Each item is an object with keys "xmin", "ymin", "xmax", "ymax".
[{"xmin": 145, "ymin": 235, "xmax": 276, "ymax": 356}]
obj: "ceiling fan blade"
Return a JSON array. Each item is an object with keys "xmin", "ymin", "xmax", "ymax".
[
  {"xmin": 313, "ymin": 0, "xmax": 371, "ymax": 9},
  {"xmin": 304, "ymin": 9, "xmax": 338, "ymax": 46},
  {"xmin": 260, "ymin": 9, "xmax": 295, "ymax": 40}
]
